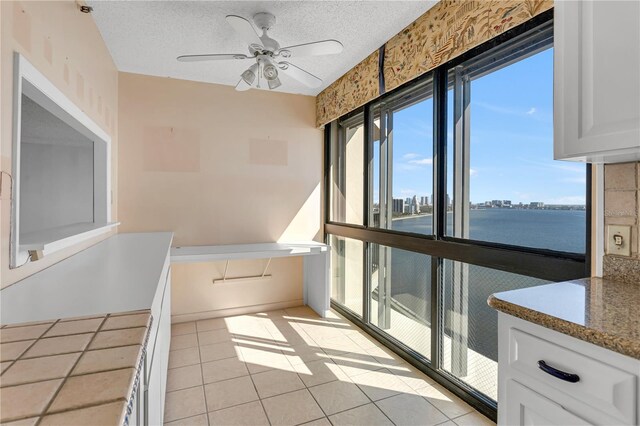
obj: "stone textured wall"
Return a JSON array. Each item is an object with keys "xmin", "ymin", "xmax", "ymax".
[{"xmin": 603, "ymin": 162, "xmax": 640, "ymax": 284}]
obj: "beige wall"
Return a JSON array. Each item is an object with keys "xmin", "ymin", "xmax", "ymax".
[
  {"xmin": 117, "ymin": 72, "xmax": 323, "ymax": 320},
  {"xmin": 0, "ymin": 1, "xmax": 118, "ymax": 288},
  {"xmin": 602, "ymin": 162, "xmax": 640, "ymax": 283}
]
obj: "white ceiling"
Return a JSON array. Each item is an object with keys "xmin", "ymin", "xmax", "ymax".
[{"xmin": 88, "ymin": 1, "xmax": 437, "ymax": 96}]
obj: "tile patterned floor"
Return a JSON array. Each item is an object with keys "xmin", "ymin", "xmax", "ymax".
[{"xmin": 164, "ymin": 306, "xmax": 496, "ymax": 426}]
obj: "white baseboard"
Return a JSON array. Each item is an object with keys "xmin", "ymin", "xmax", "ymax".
[{"xmin": 171, "ymin": 299, "xmax": 305, "ymax": 324}]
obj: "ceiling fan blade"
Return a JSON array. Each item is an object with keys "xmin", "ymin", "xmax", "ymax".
[
  {"xmin": 226, "ymin": 15, "xmax": 263, "ymax": 48},
  {"xmin": 278, "ymin": 62, "xmax": 322, "ymax": 88},
  {"xmin": 278, "ymin": 40, "xmax": 343, "ymax": 58},
  {"xmin": 235, "ymin": 77, "xmax": 252, "ymax": 91},
  {"xmin": 177, "ymin": 53, "xmax": 250, "ymax": 62}
]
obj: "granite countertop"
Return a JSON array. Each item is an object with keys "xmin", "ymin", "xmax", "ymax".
[
  {"xmin": 0, "ymin": 310, "xmax": 151, "ymax": 424},
  {"xmin": 488, "ymin": 277, "xmax": 640, "ymax": 360}
]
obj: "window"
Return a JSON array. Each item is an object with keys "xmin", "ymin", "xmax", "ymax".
[
  {"xmin": 329, "ymin": 115, "xmax": 364, "ymax": 225},
  {"xmin": 446, "ymin": 36, "xmax": 586, "ymax": 253},
  {"xmin": 369, "ymin": 244, "xmax": 432, "ymax": 360},
  {"xmin": 371, "ymin": 80, "xmax": 435, "ymax": 236},
  {"xmin": 330, "ymin": 235, "xmax": 364, "ymax": 316},
  {"xmin": 326, "ymin": 18, "xmax": 588, "ymax": 417}
]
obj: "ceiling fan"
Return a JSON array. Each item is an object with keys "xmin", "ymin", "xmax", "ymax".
[{"xmin": 177, "ymin": 13, "xmax": 343, "ymax": 91}]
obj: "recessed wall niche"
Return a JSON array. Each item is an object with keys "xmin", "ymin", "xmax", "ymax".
[{"xmin": 10, "ymin": 53, "xmax": 117, "ymax": 267}]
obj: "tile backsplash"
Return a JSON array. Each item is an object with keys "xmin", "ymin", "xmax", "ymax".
[{"xmin": 603, "ymin": 162, "xmax": 640, "ymax": 284}]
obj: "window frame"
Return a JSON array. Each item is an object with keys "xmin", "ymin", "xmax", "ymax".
[{"xmin": 324, "ymin": 11, "xmax": 591, "ymax": 421}]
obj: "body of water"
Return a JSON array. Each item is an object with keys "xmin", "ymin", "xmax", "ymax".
[{"xmin": 390, "ymin": 208, "xmax": 586, "ymax": 253}]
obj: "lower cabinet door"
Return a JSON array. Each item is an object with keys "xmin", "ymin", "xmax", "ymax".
[
  {"xmin": 146, "ymin": 267, "xmax": 172, "ymax": 426},
  {"xmin": 504, "ymin": 380, "xmax": 592, "ymax": 426},
  {"xmin": 146, "ymin": 354, "xmax": 164, "ymax": 426}
]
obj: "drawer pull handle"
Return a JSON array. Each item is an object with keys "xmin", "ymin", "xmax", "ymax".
[{"xmin": 538, "ymin": 360, "xmax": 580, "ymax": 383}]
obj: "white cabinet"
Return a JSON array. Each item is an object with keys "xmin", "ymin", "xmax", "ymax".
[
  {"xmin": 497, "ymin": 313, "xmax": 640, "ymax": 425},
  {"xmin": 554, "ymin": 1, "xmax": 640, "ymax": 163},
  {"xmin": 504, "ymin": 380, "xmax": 590, "ymax": 425},
  {"xmin": 146, "ymin": 257, "xmax": 172, "ymax": 426}
]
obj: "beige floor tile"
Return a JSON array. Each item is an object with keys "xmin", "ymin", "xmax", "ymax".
[
  {"xmin": 73, "ymin": 345, "xmax": 142, "ymax": 375},
  {"xmin": 89, "ymin": 328, "xmax": 146, "ymax": 350},
  {"xmin": 164, "ymin": 386, "xmax": 207, "ymax": 423},
  {"xmin": 0, "ymin": 379, "xmax": 63, "ymax": 422},
  {"xmin": 453, "ymin": 411, "xmax": 495, "ymax": 426},
  {"xmin": 1, "ymin": 361, "xmax": 12, "ymax": 374},
  {"xmin": 350, "ymin": 368, "xmax": 415, "ymax": 401},
  {"xmin": 262, "ymin": 389, "xmax": 325, "ymax": 426},
  {"xmin": 23, "ymin": 334, "xmax": 92, "ymax": 358},
  {"xmin": 44, "ymin": 318, "xmax": 103, "ymax": 337},
  {"xmin": 171, "ymin": 333, "xmax": 199, "ymax": 351},
  {"xmin": 196, "ymin": 318, "xmax": 227, "ymax": 332},
  {"xmin": 199, "ymin": 341, "xmax": 239, "ymax": 363},
  {"xmin": 270, "ymin": 327, "xmax": 316, "ymax": 347},
  {"xmin": 49, "ymin": 368, "xmax": 134, "ymax": 412},
  {"xmin": 172, "ymin": 322, "xmax": 197, "ymax": 336},
  {"xmin": 299, "ymin": 324, "xmax": 345, "ymax": 343},
  {"xmin": 315, "ymin": 335, "xmax": 364, "ymax": 355},
  {"xmin": 102, "ymin": 313, "xmax": 150, "ymax": 330},
  {"xmin": 166, "ymin": 364, "xmax": 203, "ymax": 392},
  {"xmin": 198, "ymin": 329, "xmax": 232, "ymax": 346},
  {"xmin": 330, "ymin": 352, "xmax": 385, "ymax": 377},
  {"xmin": 308, "ymin": 380, "xmax": 370, "ymax": 415},
  {"xmin": 300, "ymin": 418, "xmax": 332, "ymax": 426},
  {"xmin": 1, "ymin": 416, "xmax": 39, "ymax": 425},
  {"xmin": 2, "ymin": 320, "xmax": 55, "ymax": 329},
  {"xmin": 284, "ymin": 306, "xmax": 320, "ymax": 319},
  {"xmin": 251, "ymin": 368, "xmax": 305, "ymax": 398},
  {"xmin": 416, "ymin": 384, "xmax": 474, "ymax": 419},
  {"xmin": 169, "ymin": 347, "xmax": 201, "ymax": 369},
  {"xmin": 235, "ymin": 327, "xmax": 276, "ymax": 342},
  {"xmin": 0, "ymin": 340, "xmax": 34, "ymax": 362},
  {"xmin": 0, "ymin": 324, "xmax": 51, "ymax": 343},
  {"xmin": 201, "ymin": 357, "xmax": 248, "ymax": 384},
  {"xmin": 238, "ymin": 346, "xmax": 294, "ymax": 374},
  {"xmin": 208, "ymin": 400, "xmax": 269, "ymax": 426},
  {"xmin": 347, "ymin": 332, "xmax": 379, "ymax": 350},
  {"xmin": 204, "ymin": 376, "xmax": 259, "ymax": 411},
  {"xmin": 392, "ymin": 364, "xmax": 435, "ymax": 391},
  {"xmin": 328, "ymin": 403, "xmax": 393, "ymax": 426},
  {"xmin": 376, "ymin": 393, "xmax": 448, "ymax": 426},
  {"xmin": 294, "ymin": 358, "xmax": 347, "ymax": 388},
  {"xmin": 283, "ymin": 344, "xmax": 327, "ymax": 366},
  {"xmin": 40, "ymin": 401, "xmax": 124, "ymax": 425},
  {"xmin": 1, "ymin": 353, "xmax": 80, "ymax": 387},
  {"xmin": 164, "ymin": 413, "xmax": 208, "ymax": 426}
]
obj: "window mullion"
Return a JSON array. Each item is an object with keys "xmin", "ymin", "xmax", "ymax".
[{"xmin": 432, "ymin": 67, "xmax": 448, "ymax": 369}]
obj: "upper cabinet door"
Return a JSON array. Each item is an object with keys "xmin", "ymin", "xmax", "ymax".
[{"xmin": 554, "ymin": 1, "xmax": 640, "ymax": 163}]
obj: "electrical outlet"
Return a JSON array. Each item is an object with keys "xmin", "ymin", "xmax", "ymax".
[{"xmin": 606, "ymin": 225, "xmax": 632, "ymax": 257}]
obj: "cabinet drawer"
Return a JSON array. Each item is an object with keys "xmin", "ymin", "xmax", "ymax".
[
  {"xmin": 509, "ymin": 328, "xmax": 636, "ymax": 424},
  {"xmin": 505, "ymin": 379, "xmax": 590, "ymax": 426}
]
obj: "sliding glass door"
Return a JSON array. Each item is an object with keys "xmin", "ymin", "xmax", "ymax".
[{"xmin": 325, "ymin": 18, "xmax": 589, "ymax": 417}]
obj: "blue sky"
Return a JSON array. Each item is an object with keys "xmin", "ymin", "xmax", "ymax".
[{"xmin": 387, "ymin": 48, "xmax": 587, "ymax": 205}]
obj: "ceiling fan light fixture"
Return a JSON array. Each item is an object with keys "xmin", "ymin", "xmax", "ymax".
[
  {"xmin": 241, "ymin": 63, "xmax": 259, "ymax": 85},
  {"xmin": 263, "ymin": 63, "xmax": 279, "ymax": 81},
  {"xmin": 268, "ymin": 76, "xmax": 281, "ymax": 90}
]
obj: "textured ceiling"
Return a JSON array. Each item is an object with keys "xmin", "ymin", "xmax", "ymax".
[{"xmin": 88, "ymin": 1, "xmax": 437, "ymax": 96}]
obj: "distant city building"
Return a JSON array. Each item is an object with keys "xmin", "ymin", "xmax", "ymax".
[
  {"xmin": 446, "ymin": 194, "xmax": 451, "ymax": 209},
  {"xmin": 491, "ymin": 199, "xmax": 503, "ymax": 208},
  {"xmin": 529, "ymin": 201, "xmax": 544, "ymax": 209},
  {"xmin": 392, "ymin": 198, "xmax": 405, "ymax": 214},
  {"xmin": 503, "ymin": 200, "xmax": 512, "ymax": 208},
  {"xmin": 420, "ymin": 196, "xmax": 429, "ymax": 206}
]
